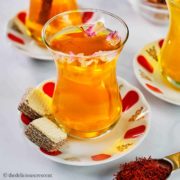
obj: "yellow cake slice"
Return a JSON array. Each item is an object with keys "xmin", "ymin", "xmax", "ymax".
[{"xmin": 18, "ymin": 88, "xmax": 53, "ymax": 120}]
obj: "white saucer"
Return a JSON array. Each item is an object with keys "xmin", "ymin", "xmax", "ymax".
[
  {"xmin": 134, "ymin": 39, "xmax": 180, "ymax": 106},
  {"xmin": 6, "ymin": 11, "xmax": 53, "ymax": 61},
  {"xmin": 19, "ymin": 77, "xmax": 151, "ymax": 166}
]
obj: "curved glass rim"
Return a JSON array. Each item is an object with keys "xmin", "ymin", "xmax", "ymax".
[
  {"xmin": 42, "ymin": 8, "xmax": 129, "ymax": 58},
  {"xmin": 169, "ymin": 0, "xmax": 180, "ymax": 8}
]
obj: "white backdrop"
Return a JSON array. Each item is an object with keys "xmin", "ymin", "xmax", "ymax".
[{"xmin": 0, "ymin": 0, "xmax": 180, "ymax": 179}]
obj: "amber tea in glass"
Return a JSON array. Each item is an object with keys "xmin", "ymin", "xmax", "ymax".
[
  {"xmin": 160, "ymin": 0, "xmax": 180, "ymax": 88},
  {"xmin": 42, "ymin": 10, "xmax": 129, "ymax": 139},
  {"xmin": 26, "ymin": 0, "xmax": 78, "ymax": 43}
]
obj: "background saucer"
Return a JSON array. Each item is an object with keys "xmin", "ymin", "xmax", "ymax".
[
  {"xmin": 19, "ymin": 77, "xmax": 151, "ymax": 166},
  {"xmin": 133, "ymin": 39, "xmax": 180, "ymax": 106},
  {"xmin": 6, "ymin": 11, "xmax": 53, "ymax": 61}
]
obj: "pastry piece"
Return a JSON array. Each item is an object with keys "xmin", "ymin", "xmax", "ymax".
[
  {"xmin": 18, "ymin": 88, "xmax": 53, "ymax": 120},
  {"xmin": 25, "ymin": 117, "xmax": 67, "ymax": 151}
]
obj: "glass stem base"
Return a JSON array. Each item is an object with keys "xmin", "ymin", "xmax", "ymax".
[
  {"xmin": 68, "ymin": 117, "xmax": 120, "ymax": 139},
  {"xmin": 163, "ymin": 72, "xmax": 180, "ymax": 89}
]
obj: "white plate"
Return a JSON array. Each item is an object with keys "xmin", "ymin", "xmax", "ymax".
[
  {"xmin": 6, "ymin": 11, "xmax": 53, "ymax": 61},
  {"xmin": 19, "ymin": 77, "xmax": 151, "ymax": 166},
  {"xmin": 133, "ymin": 39, "xmax": 180, "ymax": 106}
]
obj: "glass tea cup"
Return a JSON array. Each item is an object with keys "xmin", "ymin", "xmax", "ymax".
[
  {"xmin": 26, "ymin": 0, "xmax": 78, "ymax": 43},
  {"xmin": 160, "ymin": 0, "xmax": 180, "ymax": 89},
  {"xmin": 42, "ymin": 9, "xmax": 129, "ymax": 139}
]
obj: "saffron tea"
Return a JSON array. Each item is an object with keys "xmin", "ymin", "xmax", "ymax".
[
  {"xmin": 160, "ymin": 0, "xmax": 180, "ymax": 88},
  {"xmin": 42, "ymin": 10, "xmax": 129, "ymax": 138},
  {"xmin": 26, "ymin": 0, "xmax": 78, "ymax": 42}
]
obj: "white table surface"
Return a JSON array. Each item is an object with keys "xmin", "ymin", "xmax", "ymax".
[{"xmin": 1, "ymin": 0, "xmax": 180, "ymax": 179}]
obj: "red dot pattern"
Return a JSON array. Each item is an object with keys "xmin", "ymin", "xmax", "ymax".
[
  {"xmin": 137, "ymin": 55, "xmax": 154, "ymax": 73},
  {"xmin": 21, "ymin": 113, "xmax": 31, "ymax": 125},
  {"xmin": 7, "ymin": 33, "xmax": 25, "ymax": 45},
  {"xmin": 91, "ymin": 154, "xmax": 111, "ymax": 161},
  {"xmin": 122, "ymin": 90, "xmax": 139, "ymax": 112},
  {"xmin": 146, "ymin": 83, "xmax": 163, "ymax": 94},
  {"xmin": 82, "ymin": 12, "xmax": 94, "ymax": 23},
  {"xmin": 40, "ymin": 148, "xmax": 62, "ymax": 156},
  {"xmin": 17, "ymin": 11, "xmax": 26, "ymax": 24},
  {"xmin": 124, "ymin": 125, "xmax": 146, "ymax": 139},
  {"xmin": 159, "ymin": 39, "xmax": 164, "ymax": 48},
  {"xmin": 42, "ymin": 82, "xmax": 55, "ymax": 97}
]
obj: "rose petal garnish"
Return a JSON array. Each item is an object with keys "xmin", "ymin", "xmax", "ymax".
[
  {"xmin": 67, "ymin": 51, "xmax": 75, "ymax": 63},
  {"xmin": 69, "ymin": 51, "xmax": 75, "ymax": 56},
  {"xmin": 106, "ymin": 31, "xmax": 118, "ymax": 40},
  {"xmin": 79, "ymin": 59, "xmax": 93, "ymax": 67},
  {"xmin": 92, "ymin": 50, "xmax": 117, "ymax": 62},
  {"xmin": 77, "ymin": 53, "xmax": 84, "ymax": 57},
  {"xmin": 78, "ymin": 55, "xmax": 94, "ymax": 67},
  {"xmin": 83, "ymin": 22, "xmax": 108, "ymax": 37},
  {"xmin": 85, "ymin": 25, "xmax": 96, "ymax": 37},
  {"xmin": 106, "ymin": 31, "xmax": 121, "ymax": 46},
  {"xmin": 68, "ymin": 52, "xmax": 85, "ymax": 64}
]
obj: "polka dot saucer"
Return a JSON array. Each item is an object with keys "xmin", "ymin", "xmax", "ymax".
[
  {"xmin": 6, "ymin": 11, "xmax": 95, "ymax": 61},
  {"xmin": 133, "ymin": 39, "xmax": 180, "ymax": 106},
  {"xmin": 19, "ymin": 77, "xmax": 151, "ymax": 166},
  {"xmin": 6, "ymin": 11, "xmax": 53, "ymax": 60}
]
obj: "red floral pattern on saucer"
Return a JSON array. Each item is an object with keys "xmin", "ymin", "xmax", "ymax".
[
  {"xmin": 7, "ymin": 33, "xmax": 25, "ymax": 45},
  {"xmin": 91, "ymin": 154, "xmax": 111, "ymax": 161},
  {"xmin": 17, "ymin": 11, "xmax": 26, "ymax": 24},
  {"xmin": 134, "ymin": 39, "xmax": 180, "ymax": 105},
  {"xmin": 7, "ymin": 11, "xmax": 52, "ymax": 60},
  {"xmin": 82, "ymin": 12, "xmax": 94, "ymax": 23},
  {"xmin": 124, "ymin": 125, "xmax": 146, "ymax": 139},
  {"xmin": 122, "ymin": 90, "xmax": 139, "ymax": 112},
  {"xmin": 42, "ymin": 82, "xmax": 55, "ymax": 97},
  {"xmin": 145, "ymin": 84, "xmax": 163, "ymax": 94},
  {"xmin": 20, "ymin": 77, "xmax": 150, "ymax": 166},
  {"xmin": 21, "ymin": 113, "xmax": 31, "ymax": 125},
  {"xmin": 40, "ymin": 148, "xmax": 62, "ymax": 156}
]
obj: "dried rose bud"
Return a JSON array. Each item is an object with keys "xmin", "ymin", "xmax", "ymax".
[{"xmin": 106, "ymin": 31, "xmax": 121, "ymax": 46}]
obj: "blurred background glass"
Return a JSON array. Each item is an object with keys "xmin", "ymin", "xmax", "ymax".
[{"xmin": 128, "ymin": 0, "xmax": 169, "ymax": 25}]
